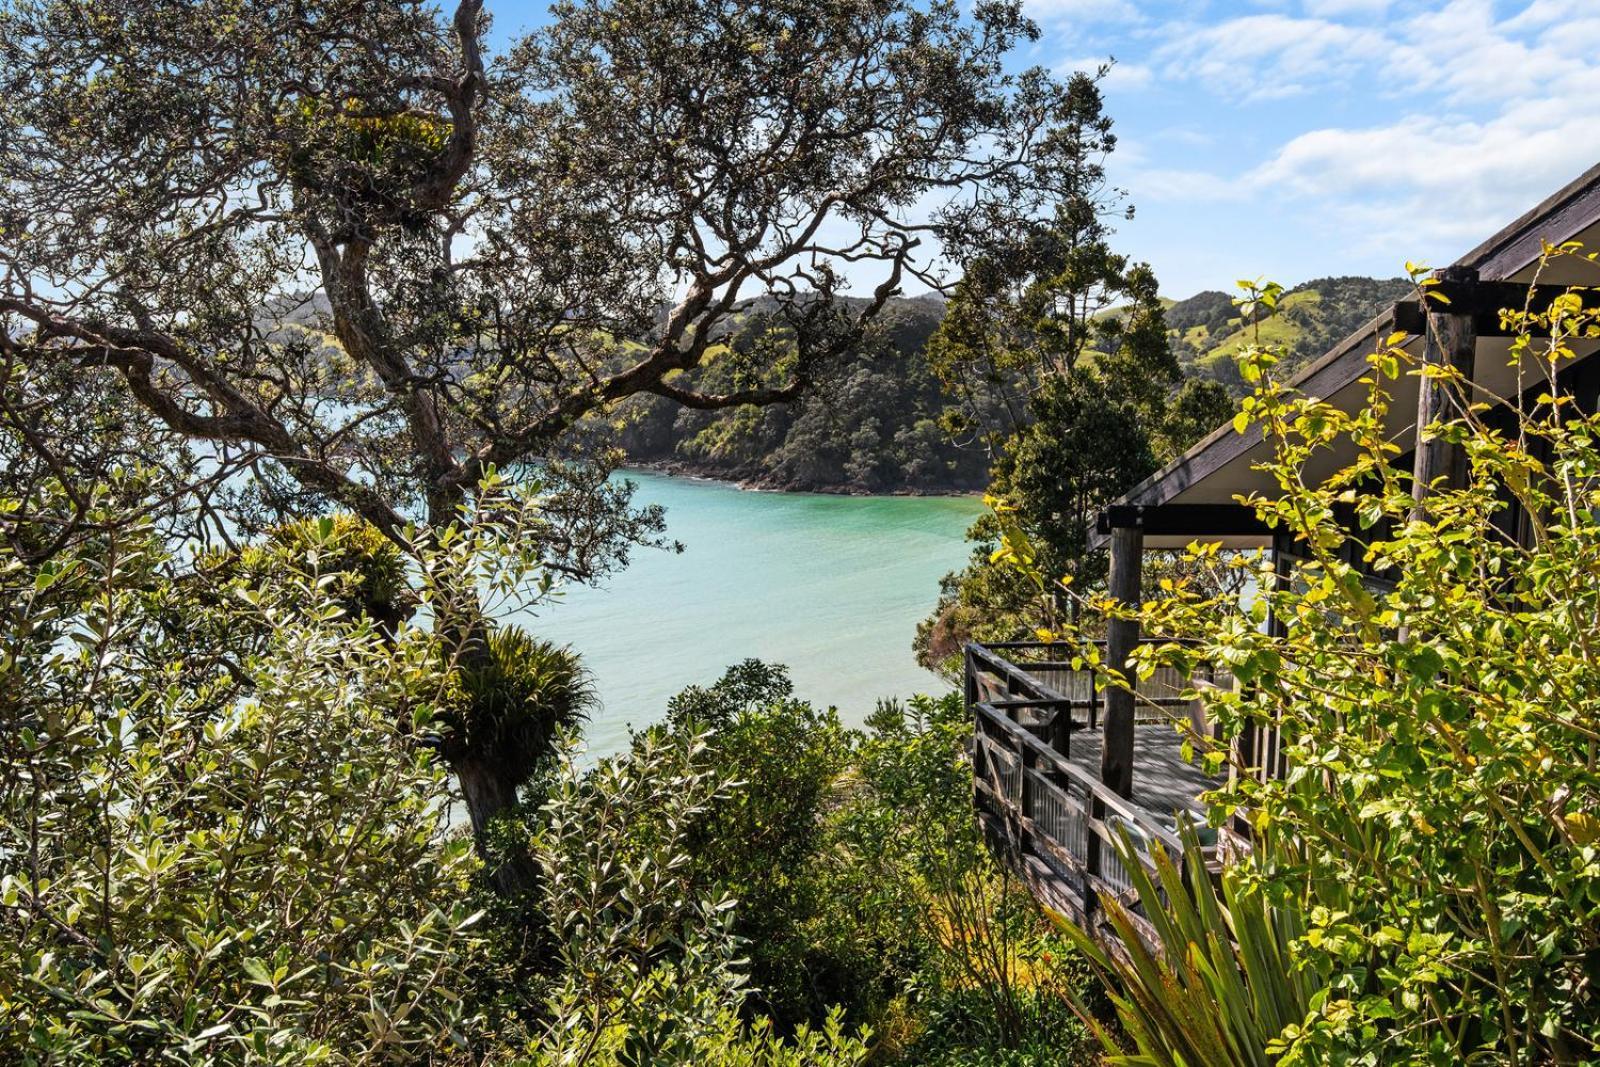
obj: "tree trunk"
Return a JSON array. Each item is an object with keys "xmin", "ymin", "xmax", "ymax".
[
  {"xmin": 456, "ymin": 756, "xmax": 544, "ymax": 899},
  {"xmin": 425, "ymin": 486, "xmax": 544, "ymax": 899}
]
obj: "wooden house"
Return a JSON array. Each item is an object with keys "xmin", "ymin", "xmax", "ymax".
[{"xmin": 965, "ymin": 162, "xmax": 1600, "ymax": 938}]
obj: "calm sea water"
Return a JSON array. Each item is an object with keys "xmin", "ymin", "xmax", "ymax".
[{"xmin": 511, "ymin": 471, "xmax": 983, "ymax": 756}]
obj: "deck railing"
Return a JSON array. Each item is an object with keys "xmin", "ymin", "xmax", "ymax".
[
  {"xmin": 965, "ymin": 641, "xmax": 1229, "ymax": 939},
  {"xmin": 966, "ymin": 640, "xmax": 1223, "ymax": 746}
]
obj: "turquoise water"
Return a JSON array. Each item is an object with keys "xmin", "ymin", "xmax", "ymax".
[{"xmin": 513, "ymin": 472, "xmax": 983, "ymax": 756}]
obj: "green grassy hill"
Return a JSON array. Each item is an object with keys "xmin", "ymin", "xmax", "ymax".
[{"xmin": 1167, "ymin": 276, "xmax": 1412, "ymax": 395}]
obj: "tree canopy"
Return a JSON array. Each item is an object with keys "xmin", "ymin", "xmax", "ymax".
[
  {"xmin": 2, "ymin": 0, "xmax": 1078, "ymax": 552},
  {"xmin": 0, "ymin": 0, "xmax": 1095, "ymax": 845}
]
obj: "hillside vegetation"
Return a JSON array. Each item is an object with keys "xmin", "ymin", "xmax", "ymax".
[
  {"xmin": 615, "ymin": 294, "xmax": 991, "ymax": 494},
  {"xmin": 1167, "ymin": 275, "xmax": 1412, "ymax": 394},
  {"xmin": 623, "ymin": 276, "xmax": 1411, "ymax": 493}
]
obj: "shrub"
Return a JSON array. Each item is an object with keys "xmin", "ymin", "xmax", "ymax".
[
  {"xmin": 1056, "ymin": 256, "xmax": 1600, "ymax": 1061},
  {"xmin": 0, "ymin": 496, "xmax": 483, "ymax": 1064},
  {"xmin": 665, "ymin": 662, "xmax": 878, "ymax": 1030},
  {"xmin": 654, "ymin": 666, "xmax": 1098, "ymax": 1062},
  {"xmin": 513, "ymin": 724, "xmax": 870, "ymax": 1066},
  {"xmin": 205, "ymin": 513, "xmax": 412, "ymax": 630}
]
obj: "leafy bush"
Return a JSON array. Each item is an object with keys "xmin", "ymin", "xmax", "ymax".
[
  {"xmin": 651, "ymin": 664, "xmax": 1098, "ymax": 1062},
  {"xmin": 849, "ymin": 698, "xmax": 1097, "ymax": 1065},
  {"xmin": 1060, "ymin": 256, "xmax": 1600, "ymax": 1061},
  {"xmin": 0, "ymin": 488, "xmax": 879, "ymax": 1066},
  {"xmin": 504, "ymin": 723, "xmax": 869, "ymax": 1066},
  {"xmin": 665, "ymin": 662, "xmax": 883, "ymax": 1029},
  {"xmin": 202, "ymin": 513, "xmax": 412, "ymax": 630},
  {"xmin": 0, "ymin": 494, "xmax": 483, "ymax": 1064}
]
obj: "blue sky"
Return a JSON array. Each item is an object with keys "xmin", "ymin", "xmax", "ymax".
[
  {"xmin": 1047, "ymin": 0, "xmax": 1600, "ymax": 295},
  {"xmin": 491, "ymin": 0, "xmax": 1600, "ymax": 298}
]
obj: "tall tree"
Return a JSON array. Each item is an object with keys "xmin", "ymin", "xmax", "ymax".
[
  {"xmin": 0, "ymin": 0, "xmax": 1082, "ymax": 865},
  {"xmin": 917, "ymin": 73, "xmax": 1231, "ymax": 665}
]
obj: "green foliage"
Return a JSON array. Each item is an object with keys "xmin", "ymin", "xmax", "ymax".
[
  {"xmin": 914, "ymin": 73, "xmax": 1235, "ymax": 667},
  {"xmin": 1002, "ymin": 372, "xmax": 1160, "ymax": 580},
  {"xmin": 1154, "ymin": 377, "xmax": 1234, "ymax": 459},
  {"xmin": 619, "ymin": 299, "xmax": 989, "ymax": 493},
  {"xmin": 919, "ymin": 251, "xmax": 1222, "ymax": 667},
  {"xmin": 461, "ymin": 711, "xmax": 866, "ymax": 1066},
  {"xmin": 0, "ymin": 482, "xmax": 890, "ymax": 1065},
  {"xmin": 664, "ymin": 663, "xmax": 894, "ymax": 1029},
  {"xmin": 646, "ymin": 665, "xmax": 1099, "ymax": 1063},
  {"xmin": 444, "ymin": 626, "xmax": 594, "ymax": 793},
  {"xmin": 1061, "ymin": 825, "xmax": 1324, "ymax": 1067},
  {"xmin": 853, "ymin": 698, "xmax": 1096, "ymax": 1064},
  {"xmin": 1060, "ymin": 251, "xmax": 1600, "ymax": 1061},
  {"xmin": 0, "ymin": 485, "xmax": 484, "ymax": 1064},
  {"xmin": 206, "ymin": 513, "xmax": 412, "ymax": 629}
]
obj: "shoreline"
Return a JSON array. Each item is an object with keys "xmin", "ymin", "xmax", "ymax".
[{"xmin": 624, "ymin": 457, "xmax": 984, "ymax": 499}]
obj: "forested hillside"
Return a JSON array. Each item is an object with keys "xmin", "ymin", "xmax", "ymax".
[
  {"xmin": 1168, "ymin": 275, "xmax": 1413, "ymax": 393},
  {"xmin": 615, "ymin": 294, "xmax": 992, "ymax": 493},
  {"xmin": 621, "ymin": 276, "xmax": 1412, "ymax": 493}
]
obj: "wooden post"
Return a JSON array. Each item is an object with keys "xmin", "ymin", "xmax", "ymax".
[
  {"xmin": 1020, "ymin": 743, "xmax": 1037, "ymax": 842},
  {"xmin": 1101, "ymin": 521, "xmax": 1143, "ymax": 799},
  {"xmin": 963, "ymin": 646, "xmax": 978, "ymax": 712},
  {"xmin": 966, "ymin": 648, "xmax": 983, "ymax": 809},
  {"xmin": 1412, "ymin": 267, "xmax": 1478, "ymax": 514},
  {"xmin": 1084, "ymin": 791, "xmax": 1104, "ymax": 918},
  {"xmin": 1048, "ymin": 701, "xmax": 1072, "ymax": 756}
]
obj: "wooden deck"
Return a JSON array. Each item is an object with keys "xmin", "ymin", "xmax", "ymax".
[
  {"xmin": 1061, "ymin": 727, "xmax": 1217, "ymax": 828},
  {"xmin": 965, "ymin": 642, "xmax": 1228, "ymax": 945}
]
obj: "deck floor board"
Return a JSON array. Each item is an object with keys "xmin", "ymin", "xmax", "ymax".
[{"xmin": 1060, "ymin": 724, "xmax": 1221, "ymax": 828}]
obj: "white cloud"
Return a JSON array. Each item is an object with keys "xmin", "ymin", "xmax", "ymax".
[
  {"xmin": 1502, "ymin": 0, "xmax": 1600, "ymax": 31},
  {"xmin": 1148, "ymin": 0, "xmax": 1600, "ymax": 106},
  {"xmin": 1302, "ymin": 0, "xmax": 1392, "ymax": 15},
  {"xmin": 1165, "ymin": 128, "xmax": 1217, "ymax": 147},
  {"xmin": 1078, "ymin": 0, "xmax": 1600, "ymax": 289},
  {"xmin": 1126, "ymin": 166, "xmax": 1248, "ymax": 203},
  {"xmin": 1133, "ymin": 68, "xmax": 1600, "ymax": 257},
  {"xmin": 1153, "ymin": 15, "xmax": 1385, "ymax": 100},
  {"xmin": 1381, "ymin": 0, "xmax": 1599, "ymax": 104},
  {"xmin": 1023, "ymin": 0, "xmax": 1141, "ymax": 24}
]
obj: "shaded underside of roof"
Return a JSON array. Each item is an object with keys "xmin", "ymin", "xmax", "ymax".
[{"xmin": 1091, "ymin": 161, "xmax": 1600, "ymax": 550}]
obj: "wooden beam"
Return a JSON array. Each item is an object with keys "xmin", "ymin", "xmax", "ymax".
[
  {"xmin": 1458, "ymin": 161, "xmax": 1600, "ymax": 280},
  {"xmin": 1412, "ymin": 267, "xmax": 1479, "ymax": 514},
  {"xmin": 1101, "ymin": 524, "xmax": 1142, "ymax": 799},
  {"xmin": 1096, "ymin": 503, "xmax": 1272, "ymax": 538},
  {"xmin": 1393, "ymin": 278, "xmax": 1578, "ymax": 339}
]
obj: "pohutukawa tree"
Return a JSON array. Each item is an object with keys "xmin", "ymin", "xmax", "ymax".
[{"xmin": 0, "ymin": 0, "xmax": 1085, "ymax": 862}]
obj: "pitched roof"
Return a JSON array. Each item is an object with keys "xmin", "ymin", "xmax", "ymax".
[{"xmin": 1094, "ymin": 161, "xmax": 1600, "ymax": 543}]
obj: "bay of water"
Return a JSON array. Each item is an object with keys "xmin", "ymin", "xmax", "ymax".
[{"xmin": 513, "ymin": 471, "xmax": 983, "ymax": 756}]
